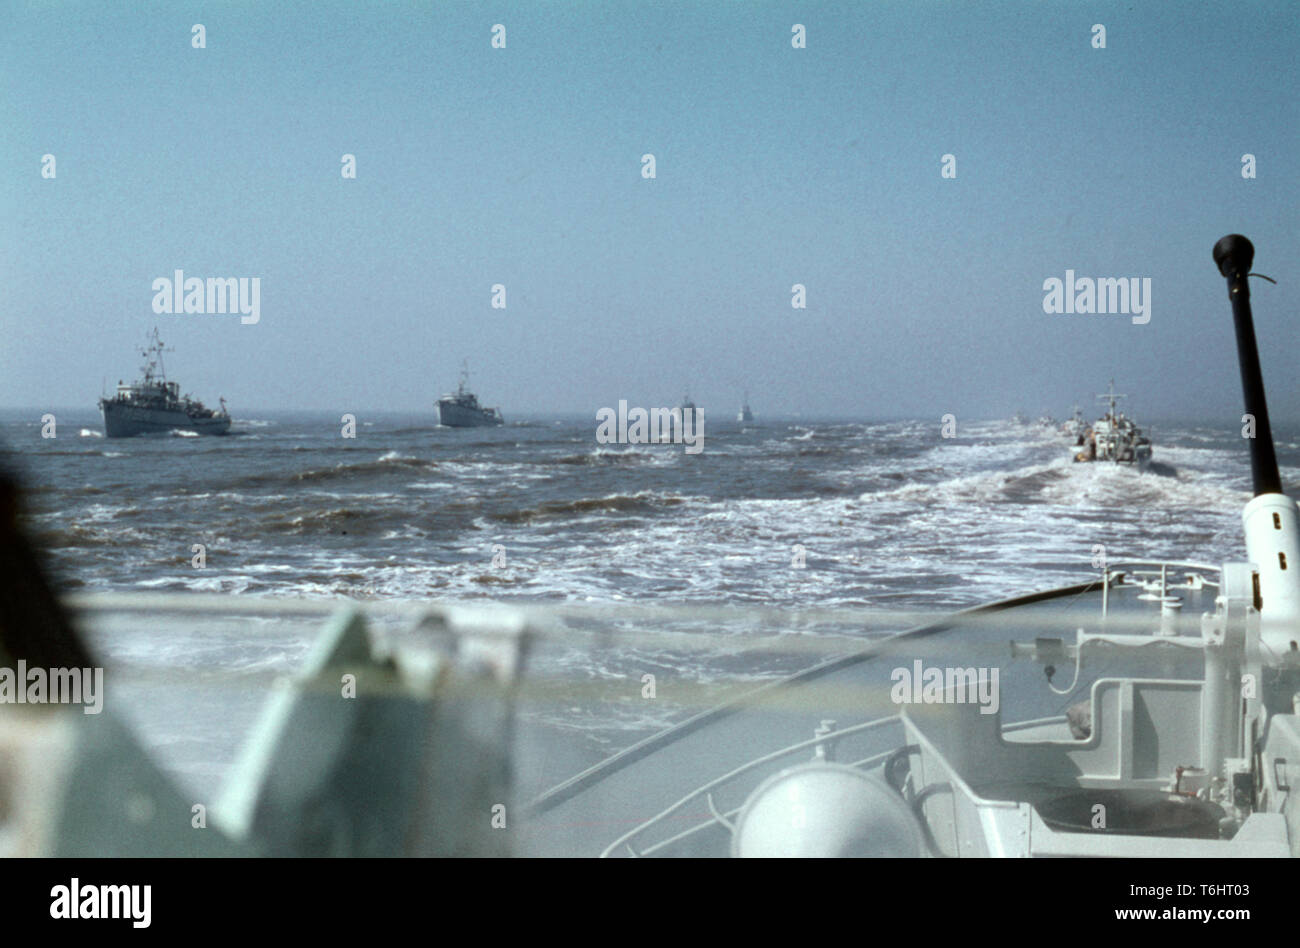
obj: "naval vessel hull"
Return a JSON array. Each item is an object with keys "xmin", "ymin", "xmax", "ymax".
[
  {"xmin": 436, "ymin": 402, "xmax": 503, "ymax": 428},
  {"xmin": 100, "ymin": 402, "xmax": 231, "ymax": 438}
]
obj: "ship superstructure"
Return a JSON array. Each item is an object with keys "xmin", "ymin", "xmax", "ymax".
[
  {"xmin": 1061, "ymin": 405, "xmax": 1085, "ymax": 439},
  {"xmin": 1072, "ymin": 381, "xmax": 1152, "ymax": 466},
  {"xmin": 98, "ymin": 329, "xmax": 231, "ymax": 437},
  {"xmin": 436, "ymin": 363, "xmax": 504, "ymax": 427}
]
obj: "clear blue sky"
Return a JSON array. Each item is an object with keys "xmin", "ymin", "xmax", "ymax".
[{"xmin": 2, "ymin": 1, "xmax": 1297, "ymax": 421}]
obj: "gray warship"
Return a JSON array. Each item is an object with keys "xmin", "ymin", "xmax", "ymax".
[
  {"xmin": 436, "ymin": 364, "xmax": 504, "ymax": 428},
  {"xmin": 1072, "ymin": 381, "xmax": 1153, "ymax": 466},
  {"xmin": 673, "ymin": 394, "xmax": 700, "ymax": 428},
  {"xmin": 1061, "ymin": 405, "xmax": 1085, "ymax": 440},
  {"xmin": 98, "ymin": 329, "xmax": 231, "ymax": 438}
]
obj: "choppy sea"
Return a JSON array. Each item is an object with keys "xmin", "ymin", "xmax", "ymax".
[{"xmin": 3, "ymin": 409, "xmax": 1296, "ymax": 799}]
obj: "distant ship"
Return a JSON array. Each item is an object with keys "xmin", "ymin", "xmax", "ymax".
[
  {"xmin": 737, "ymin": 393, "xmax": 754, "ymax": 425},
  {"xmin": 98, "ymin": 329, "xmax": 231, "ymax": 438},
  {"xmin": 1061, "ymin": 405, "xmax": 1085, "ymax": 439},
  {"xmin": 1072, "ymin": 381, "xmax": 1152, "ymax": 466},
  {"xmin": 672, "ymin": 394, "xmax": 700, "ymax": 428},
  {"xmin": 436, "ymin": 364, "xmax": 504, "ymax": 428}
]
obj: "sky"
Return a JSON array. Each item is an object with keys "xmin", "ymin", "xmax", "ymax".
[{"xmin": 2, "ymin": 1, "xmax": 1298, "ymax": 422}]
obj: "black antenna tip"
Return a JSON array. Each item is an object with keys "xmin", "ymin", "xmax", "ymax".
[{"xmin": 1213, "ymin": 234, "xmax": 1254, "ymax": 277}]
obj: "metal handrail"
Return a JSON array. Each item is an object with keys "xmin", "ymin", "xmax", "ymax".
[
  {"xmin": 598, "ymin": 715, "xmax": 904, "ymax": 857},
  {"xmin": 1000, "ymin": 714, "xmax": 1070, "ymax": 733},
  {"xmin": 1105, "ymin": 560, "xmax": 1222, "ymax": 580},
  {"xmin": 632, "ymin": 747, "xmax": 903, "ymax": 857},
  {"xmin": 1102, "ymin": 561, "xmax": 1220, "ymax": 620}
]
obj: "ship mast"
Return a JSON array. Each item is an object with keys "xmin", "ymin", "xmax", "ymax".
[
  {"xmin": 140, "ymin": 327, "xmax": 173, "ymax": 387},
  {"xmin": 1212, "ymin": 235, "xmax": 1299, "ymax": 708},
  {"xmin": 1097, "ymin": 379, "xmax": 1127, "ymax": 420},
  {"xmin": 1214, "ymin": 236, "xmax": 1282, "ymax": 496}
]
